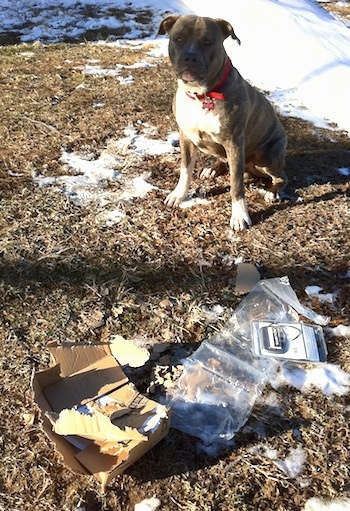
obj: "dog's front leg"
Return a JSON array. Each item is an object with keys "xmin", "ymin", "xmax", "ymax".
[
  {"xmin": 227, "ymin": 142, "xmax": 252, "ymax": 231},
  {"xmin": 165, "ymin": 131, "xmax": 198, "ymax": 207}
]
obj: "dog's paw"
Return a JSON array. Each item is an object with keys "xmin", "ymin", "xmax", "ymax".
[
  {"xmin": 200, "ymin": 167, "xmax": 217, "ymax": 180},
  {"xmin": 200, "ymin": 162, "xmax": 228, "ymax": 180},
  {"xmin": 230, "ymin": 215, "xmax": 252, "ymax": 231},
  {"xmin": 264, "ymin": 190, "xmax": 280, "ymax": 203},
  {"xmin": 164, "ymin": 188, "xmax": 187, "ymax": 207},
  {"xmin": 230, "ymin": 198, "xmax": 252, "ymax": 231}
]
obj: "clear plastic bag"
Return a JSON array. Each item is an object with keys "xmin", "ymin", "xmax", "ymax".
[
  {"xmin": 168, "ymin": 341, "xmax": 266, "ymax": 443},
  {"xmin": 166, "ymin": 277, "xmax": 329, "ymax": 445},
  {"xmin": 226, "ymin": 276, "xmax": 329, "ymax": 346}
]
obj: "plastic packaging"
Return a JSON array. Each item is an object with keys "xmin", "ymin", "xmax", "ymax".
[
  {"xmin": 251, "ymin": 320, "xmax": 327, "ymax": 362},
  {"xmin": 166, "ymin": 277, "xmax": 329, "ymax": 445},
  {"xmin": 168, "ymin": 341, "xmax": 266, "ymax": 443},
  {"xmin": 224, "ymin": 276, "xmax": 329, "ymax": 347}
]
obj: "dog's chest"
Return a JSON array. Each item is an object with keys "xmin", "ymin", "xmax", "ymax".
[{"xmin": 175, "ymin": 89, "xmax": 222, "ymax": 146}]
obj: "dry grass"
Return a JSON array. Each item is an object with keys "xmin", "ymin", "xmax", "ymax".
[
  {"xmin": 0, "ymin": 24, "xmax": 350, "ymax": 511},
  {"xmin": 322, "ymin": 1, "xmax": 350, "ymax": 25}
]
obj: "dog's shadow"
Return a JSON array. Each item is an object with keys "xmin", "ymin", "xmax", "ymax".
[
  {"xmin": 192, "ymin": 146, "xmax": 349, "ymax": 225},
  {"xmin": 258, "ymin": 147, "xmax": 349, "ymax": 222}
]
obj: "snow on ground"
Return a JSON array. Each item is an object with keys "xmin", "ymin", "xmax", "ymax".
[
  {"xmin": 4, "ymin": 0, "xmax": 349, "ymax": 213},
  {"xmin": 327, "ymin": 324, "xmax": 350, "ymax": 338},
  {"xmin": 1, "ymin": 0, "xmax": 349, "ymax": 133},
  {"xmin": 248, "ymin": 444, "xmax": 307, "ymax": 478},
  {"xmin": 134, "ymin": 497, "xmax": 161, "ymax": 511},
  {"xmin": 305, "ymin": 285, "xmax": 338, "ymax": 306},
  {"xmin": 0, "ymin": 0, "xmax": 175, "ymax": 42},
  {"xmin": 33, "ymin": 121, "xmax": 177, "ymax": 218},
  {"xmin": 177, "ymin": 0, "xmax": 350, "ymax": 135},
  {"xmin": 271, "ymin": 362, "xmax": 350, "ymax": 396},
  {"xmin": 81, "ymin": 58, "xmax": 157, "ymax": 84},
  {"xmin": 303, "ymin": 497, "xmax": 350, "ymax": 511}
]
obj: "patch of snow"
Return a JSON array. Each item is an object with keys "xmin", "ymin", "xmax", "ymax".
[
  {"xmin": 134, "ymin": 497, "xmax": 161, "ymax": 511},
  {"xmin": 327, "ymin": 324, "xmax": 350, "ymax": 338},
  {"xmin": 117, "ymin": 60, "xmax": 155, "ymax": 70},
  {"xmin": 34, "ymin": 150, "xmax": 123, "ymax": 206},
  {"xmin": 338, "ymin": 167, "xmax": 350, "ymax": 176},
  {"xmin": 33, "ymin": 125, "xmax": 176, "ymax": 210},
  {"xmin": 82, "ymin": 59, "xmax": 155, "ymax": 82},
  {"xmin": 305, "ymin": 286, "xmax": 337, "ymax": 305},
  {"xmin": 303, "ymin": 497, "xmax": 350, "ymax": 511},
  {"xmin": 268, "ymin": 88, "xmax": 334, "ymax": 130},
  {"xmin": 117, "ymin": 74, "xmax": 134, "ymax": 84},
  {"xmin": 119, "ymin": 173, "xmax": 158, "ymax": 202},
  {"xmin": 179, "ymin": 195, "xmax": 210, "ymax": 209},
  {"xmin": 60, "ymin": 150, "xmax": 120, "ymax": 182},
  {"xmin": 274, "ymin": 445, "xmax": 306, "ymax": 478},
  {"xmin": 248, "ymin": 444, "xmax": 306, "ymax": 478},
  {"xmin": 271, "ymin": 363, "xmax": 350, "ymax": 396},
  {"xmin": 116, "ymin": 126, "xmax": 177, "ymax": 157},
  {"xmin": 96, "ymin": 209, "xmax": 126, "ymax": 225},
  {"xmin": 82, "ymin": 65, "xmax": 121, "ymax": 77}
]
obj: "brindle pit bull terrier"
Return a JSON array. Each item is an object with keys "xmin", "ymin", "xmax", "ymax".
[{"xmin": 158, "ymin": 14, "xmax": 288, "ymax": 231}]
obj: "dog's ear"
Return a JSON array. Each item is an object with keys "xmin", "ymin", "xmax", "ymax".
[
  {"xmin": 215, "ymin": 18, "xmax": 241, "ymax": 45},
  {"xmin": 157, "ymin": 15, "xmax": 180, "ymax": 36}
]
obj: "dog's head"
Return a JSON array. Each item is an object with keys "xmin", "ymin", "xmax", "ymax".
[{"xmin": 158, "ymin": 15, "xmax": 240, "ymax": 90}]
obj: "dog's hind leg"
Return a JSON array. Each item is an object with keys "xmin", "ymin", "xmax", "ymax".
[
  {"xmin": 165, "ymin": 131, "xmax": 198, "ymax": 207},
  {"xmin": 255, "ymin": 160, "xmax": 287, "ymax": 202},
  {"xmin": 253, "ymin": 139, "xmax": 288, "ymax": 202}
]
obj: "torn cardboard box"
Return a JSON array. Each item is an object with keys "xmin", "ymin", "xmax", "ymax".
[{"xmin": 32, "ymin": 339, "xmax": 170, "ymax": 487}]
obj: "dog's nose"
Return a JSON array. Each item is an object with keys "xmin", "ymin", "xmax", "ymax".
[{"xmin": 184, "ymin": 52, "xmax": 197, "ymax": 63}]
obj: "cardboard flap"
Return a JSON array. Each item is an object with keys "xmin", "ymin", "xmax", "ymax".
[
  {"xmin": 75, "ymin": 442, "xmax": 129, "ymax": 483},
  {"xmin": 43, "ymin": 355, "xmax": 128, "ymax": 412},
  {"xmin": 48, "ymin": 342, "xmax": 111, "ymax": 377},
  {"xmin": 109, "ymin": 335, "xmax": 150, "ymax": 367},
  {"xmin": 49, "ymin": 408, "xmax": 147, "ymax": 452},
  {"xmin": 76, "ymin": 407, "xmax": 171, "ymax": 485},
  {"xmin": 33, "ymin": 372, "xmax": 90, "ymax": 476}
]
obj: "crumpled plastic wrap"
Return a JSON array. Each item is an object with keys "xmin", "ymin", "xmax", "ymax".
[{"xmin": 166, "ymin": 276, "xmax": 329, "ymax": 445}]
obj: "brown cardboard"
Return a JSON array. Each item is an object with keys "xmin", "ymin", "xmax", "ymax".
[
  {"xmin": 75, "ymin": 411, "xmax": 169, "ymax": 486},
  {"xmin": 33, "ymin": 340, "xmax": 170, "ymax": 487},
  {"xmin": 109, "ymin": 335, "xmax": 150, "ymax": 367}
]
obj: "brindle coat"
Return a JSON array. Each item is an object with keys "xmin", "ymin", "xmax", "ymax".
[{"xmin": 158, "ymin": 15, "xmax": 287, "ymax": 230}]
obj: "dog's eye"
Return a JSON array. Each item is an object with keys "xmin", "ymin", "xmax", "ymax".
[
  {"xmin": 175, "ymin": 37, "xmax": 182, "ymax": 42},
  {"xmin": 204, "ymin": 40, "xmax": 212, "ymax": 46}
]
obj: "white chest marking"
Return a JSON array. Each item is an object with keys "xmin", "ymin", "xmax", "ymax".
[{"xmin": 175, "ymin": 88, "xmax": 222, "ymax": 146}]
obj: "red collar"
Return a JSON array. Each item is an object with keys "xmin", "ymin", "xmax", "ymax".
[{"xmin": 186, "ymin": 59, "xmax": 232, "ymax": 110}]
